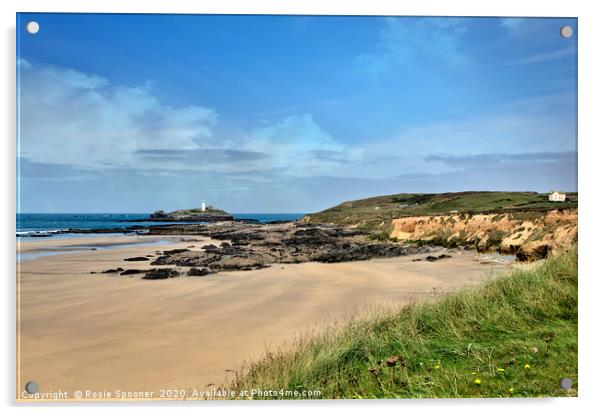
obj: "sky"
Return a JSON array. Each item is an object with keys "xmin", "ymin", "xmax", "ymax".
[{"xmin": 16, "ymin": 14, "xmax": 577, "ymax": 213}]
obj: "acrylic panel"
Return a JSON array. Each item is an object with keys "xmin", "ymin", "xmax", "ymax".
[{"xmin": 16, "ymin": 13, "xmax": 578, "ymax": 401}]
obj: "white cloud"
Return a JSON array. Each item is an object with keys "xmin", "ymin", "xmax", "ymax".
[
  {"xmin": 355, "ymin": 17, "xmax": 470, "ymax": 73},
  {"xmin": 328, "ymin": 100, "xmax": 576, "ymax": 181},
  {"xmin": 18, "ymin": 61, "xmax": 355, "ymax": 178},
  {"xmin": 243, "ymin": 114, "xmax": 360, "ymax": 177},
  {"xmin": 19, "ymin": 60, "xmax": 217, "ymax": 169},
  {"xmin": 507, "ymin": 46, "xmax": 576, "ymax": 65},
  {"xmin": 499, "ymin": 18, "xmax": 529, "ymax": 35}
]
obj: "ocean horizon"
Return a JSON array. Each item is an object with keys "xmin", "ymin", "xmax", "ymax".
[{"xmin": 16, "ymin": 212, "xmax": 306, "ymax": 237}]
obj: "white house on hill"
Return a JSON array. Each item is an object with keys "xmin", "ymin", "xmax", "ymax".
[{"xmin": 548, "ymin": 191, "xmax": 566, "ymax": 202}]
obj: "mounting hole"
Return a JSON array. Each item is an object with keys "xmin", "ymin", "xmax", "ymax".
[
  {"xmin": 24, "ymin": 381, "xmax": 39, "ymax": 394},
  {"xmin": 560, "ymin": 25, "xmax": 573, "ymax": 39},
  {"xmin": 560, "ymin": 377, "xmax": 573, "ymax": 390},
  {"xmin": 26, "ymin": 21, "xmax": 40, "ymax": 34}
]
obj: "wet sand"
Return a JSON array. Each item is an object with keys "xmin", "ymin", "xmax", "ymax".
[{"xmin": 17, "ymin": 235, "xmax": 510, "ymax": 400}]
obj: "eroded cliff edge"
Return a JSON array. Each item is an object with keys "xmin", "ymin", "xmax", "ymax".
[{"xmin": 389, "ymin": 209, "xmax": 577, "ymax": 260}]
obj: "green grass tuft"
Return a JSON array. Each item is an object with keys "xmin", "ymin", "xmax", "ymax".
[{"xmin": 232, "ymin": 247, "xmax": 578, "ymax": 399}]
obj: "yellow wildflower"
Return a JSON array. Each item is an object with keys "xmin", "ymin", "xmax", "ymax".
[
  {"xmin": 434, "ymin": 364, "xmax": 441, "ymax": 369},
  {"xmin": 524, "ymin": 364, "xmax": 531, "ymax": 369},
  {"xmin": 474, "ymin": 378, "xmax": 482, "ymax": 385},
  {"xmin": 497, "ymin": 368, "xmax": 506, "ymax": 373}
]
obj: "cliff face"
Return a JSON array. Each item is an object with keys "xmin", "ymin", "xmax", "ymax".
[{"xmin": 390, "ymin": 209, "xmax": 577, "ymax": 260}]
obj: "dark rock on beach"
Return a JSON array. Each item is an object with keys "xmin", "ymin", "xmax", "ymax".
[
  {"xmin": 145, "ymin": 221, "xmax": 433, "ymax": 274},
  {"xmin": 187, "ymin": 267, "xmax": 211, "ymax": 277},
  {"xmin": 424, "ymin": 253, "xmax": 452, "ymax": 262},
  {"xmin": 162, "ymin": 248, "xmax": 190, "ymax": 255},
  {"xmin": 209, "ymin": 257, "xmax": 268, "ymax": 272},
  {"xmin": 142, "ymin": 268, "xmax": 180, "ymax": 280},
  {"xmin": 307, "ymin": 243, "xmax": 411, "ymax": 264},
  {"xmin": 120, "ymin": 269, "xmax": 145, "ymax": 276},
  {"xmin": 81, "ymin": 220, "xmax": 441, "ymax": 280},
  {"xmin": 101, "ymin": 267, "xmax": 125, "ymax": 273},
  {"xmin": 124, "ymin": 256, "xmax": 150, "ymax": 262}
]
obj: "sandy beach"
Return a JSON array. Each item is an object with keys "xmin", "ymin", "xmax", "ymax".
[{"xmin": 17, "ymin": 234, "xmax": 511, "ymax": 400}]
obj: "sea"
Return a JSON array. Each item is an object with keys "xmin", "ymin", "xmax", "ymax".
[{"xmin": 16, "ymin": 213, "xmax": 305, "ymax": 238}]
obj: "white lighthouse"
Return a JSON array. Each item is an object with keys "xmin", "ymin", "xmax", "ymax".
[{"xmin": 201, "ymin": 200, "xmax": 206, "ymax": 211}]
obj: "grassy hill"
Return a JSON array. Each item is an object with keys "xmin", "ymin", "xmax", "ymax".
[
  {"xmin": 304, "ymin": 191, "xmax": 577, "ymax": 231},
  {"xmin": 232, "ymin": 247, "xmax": 577, "ymax": 398}
]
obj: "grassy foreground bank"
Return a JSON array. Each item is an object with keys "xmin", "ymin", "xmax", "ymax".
[{"xmin": 233, "ymin": 248, "xmax": 578, "ymax": 398}]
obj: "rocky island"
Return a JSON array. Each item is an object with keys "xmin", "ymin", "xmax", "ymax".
[{"xmin": 145, "ymin": 205, "xmax": 234, "ymax": 222}]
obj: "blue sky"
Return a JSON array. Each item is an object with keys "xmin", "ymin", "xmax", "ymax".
[{"xmin": 17, "ymin": 14, "xmax": 577, "ymax": 213}]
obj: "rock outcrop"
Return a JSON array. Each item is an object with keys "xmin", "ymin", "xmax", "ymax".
[
  {"xmin": 142, "ymin": 268, "xmax": 181, "ymax": 280},
  {"xmin": 137, "ymin": 207, "xmax": 234, "ymax": 222},
  {"xmin": 390, "ymin": 209, "xmax": 577, "ymax": 260},
  {"xmin": 147, "ymin": 222, "xmax": 434, "ymax": 273}
]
